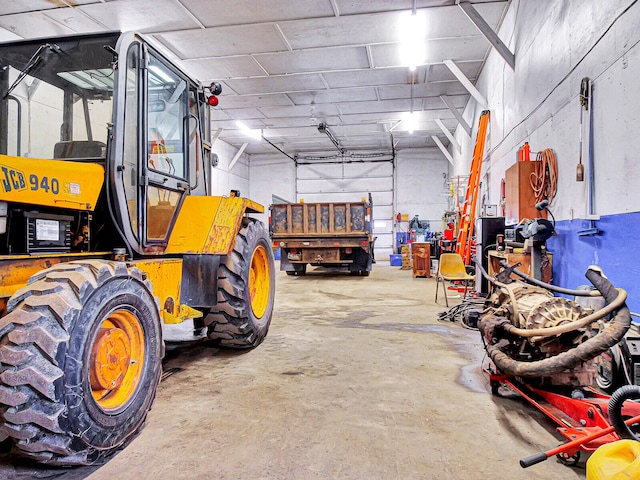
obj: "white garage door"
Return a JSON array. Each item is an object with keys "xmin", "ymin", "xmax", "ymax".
[{"xmin": 296, "ymin": 160, "xmax": 394, "ymax": 259}]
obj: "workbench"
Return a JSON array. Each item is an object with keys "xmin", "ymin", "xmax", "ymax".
[{"xmin": 487, "ymin": 250, "xmax": 553, "ymax": 283}]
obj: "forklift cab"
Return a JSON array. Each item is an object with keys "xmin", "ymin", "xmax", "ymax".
[{"xmin": 0, "ymin": 31, "xmax": 216, "ymax": 256}]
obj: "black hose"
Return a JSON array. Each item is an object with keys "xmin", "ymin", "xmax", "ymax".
[
  {"xmin": 472, "ymin": 255, "xmax": 495, "ymax": 285},
  {"xmin": 608, "ymin": 385, "xmax": 640, "ymax": 441},
  {"xmin": 482, "ymin": 267, "xmax": 631, "ymax": 378},
  {"xmin": 500, "ymin": 260, "xmax": 600, "ymax": 297}
]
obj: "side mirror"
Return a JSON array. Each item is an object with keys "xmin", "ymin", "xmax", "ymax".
[{"xmin": 209, "ymin": 82, "xmax": 222, "ymax": 95}]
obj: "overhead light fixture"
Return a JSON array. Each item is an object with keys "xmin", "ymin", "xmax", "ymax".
[
  {"xmin": 404, "ymin": 111, "xmax": 417, "ymax": 134},
  {"xmin": 149, "ymin": 64, "xmax": 174, "ymax": 83},
  {"xmin": 235, "ymin": 120, "xmax": 262, "ymax": 141},
  {"xmin": 235, "ymin": 120, "xmax": 296, "ymax": 161},
  {"xmin": 399, "ymin": 10, "xmax": 427, "ymax": 71}
]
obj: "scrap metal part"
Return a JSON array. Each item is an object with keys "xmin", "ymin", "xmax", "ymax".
[{"xmin": 479, "ymin": 265, "xmax": 630, "ymax": 385}]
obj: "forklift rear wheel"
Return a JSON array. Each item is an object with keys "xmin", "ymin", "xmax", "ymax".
[{"xmin": 206, "ymin": 218, "xmax": 275, "ymax": 348}]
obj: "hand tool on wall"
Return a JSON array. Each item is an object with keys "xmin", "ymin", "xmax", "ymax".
[
  {"xmin": 578, "ymin": 77, "xmax": 601, "ymax": 236},
  {"xmin": 577, "ymin": 77, "xmax": 589, "ymax": 182}
]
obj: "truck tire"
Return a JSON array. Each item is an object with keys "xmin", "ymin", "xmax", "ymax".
[
  {"xmin": 0, "ymin": 260, "xmax": 162, "ymax": 465},
  {"xmin": 286, "ymin": 264, "xmax": 306, "ymax": 276},
  {"xmin": 205, "ymin": 218, "xmax": 275, "ymax": 348}
]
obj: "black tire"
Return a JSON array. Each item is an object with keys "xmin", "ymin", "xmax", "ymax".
[
  {"xmin": 595, "ymin": 348, "xmax": 623, "ymax": 394},
  {"xmin": 609, "ymin": 385, "xmax": 640, "ymax": 441},
  {"xmin": 350, "ymin": 270, "xmax": 370, "ymax": 276},
  {"xmin": 0, "ymin": 260, "xmax": 162, "ymax": 465},
  {"xmin": 205, "ymin": 218, "xmax": 275, "ymax": 348},
  {"xmin": 286, "ymin": 265, "xmax": 306, "ymax": 276}
]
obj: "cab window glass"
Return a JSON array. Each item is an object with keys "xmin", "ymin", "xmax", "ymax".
[
  {"xmin": 147, "ymin": 55, "xmax": 187, "ymax": 179},
  {"xmin": 123, "ymin": 44, "xmax": 139, "ymax": 238}
]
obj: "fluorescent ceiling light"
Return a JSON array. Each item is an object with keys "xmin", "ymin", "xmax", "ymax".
[
  {"xmin": 404, "ymin": 111, "xmax": 417, "ymax": 134},
  {"xmin": 399, "ymin": 11, "xmax": 427, "ymax": 71},
  {"xmin": 58, "ymin": 69, "xmax": 114, "ymax": 91},
  {"xmin": 236, "ymin": 120, "xmax": 262, "ymax": 141},
  {"xmin": 149, "ymin": 65, "xmax": 174, "ymax": 83}
]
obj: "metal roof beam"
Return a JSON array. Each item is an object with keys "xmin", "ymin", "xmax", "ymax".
[
  {"xmin": 431, "ymin": 135, "xmax": 454, "ymax": 166},
  {"xmin": 443, "ymin": 59, "xmax": 488, "ymax": 108},
  {"xmin": 229, "ymin": 143, "xmax": 248, "ymax": 170},
  {"xmin": 439, "ymin": 95, "xmax": 471, "ymax": 137},
  {"xmin": 459, "ymin": 1, "xmax": 515, "ymax": 70},
  {"xmin": 435, "ymin": 118, "xmax": 461, "ymax": 154}
]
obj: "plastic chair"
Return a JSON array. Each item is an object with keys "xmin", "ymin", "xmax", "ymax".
[{"xmin": 435, "ymin": 253, "xmax": 474, "ymax": 307}]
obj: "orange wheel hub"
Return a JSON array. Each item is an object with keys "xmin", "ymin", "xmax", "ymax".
[
  {"xmin": 89, "ymin": 310, "xmax": 145, "ymax": 412},
  {"xmin": 249, "ymin": 245, "xmax": 271, "ymax": 319},
  {"xmin": 90, "ymin": 328, "xmax": 131, "ymax": 390}
]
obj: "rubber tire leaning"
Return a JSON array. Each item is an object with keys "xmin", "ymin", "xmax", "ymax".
[
  {"xmin": 205, "ymin": 218, "xmax": 275, "ymax": 348},
  {"xmin": 595, "ymin": 348, "xmax": 622, "ymax": 394},
  {"xmin": 0, "ymin": 260, "xmax": 162, "ymax": 465},
  {"xmin": 609, "ymin": 384, "xmax": 640, "ymax": 442}
]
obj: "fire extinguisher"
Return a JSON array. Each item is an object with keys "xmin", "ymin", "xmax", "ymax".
[{"xmin": 518, "ymin": 142, "xmax": 531, "ymax": 162}]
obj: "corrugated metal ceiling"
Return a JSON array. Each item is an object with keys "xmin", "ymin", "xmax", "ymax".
[{"xmin": 0, "ymin": 0, "xmax": 509, "ymax": 158}]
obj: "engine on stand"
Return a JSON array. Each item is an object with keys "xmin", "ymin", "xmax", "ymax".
[
  {"xmin": 475, "ymin": 259, "xmax": 640, "ymax": 468},
  {"xmin": 477, "ymin": 260, "xmax": 631, "ymax": 389}
]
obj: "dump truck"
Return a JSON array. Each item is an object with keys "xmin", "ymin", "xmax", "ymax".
[
  {"xmin": 0, "ymin": 31, "xmax": 276, "ymax": 465},
  {"xmin": 270, "ymin": 195, "xmax": 374, "ymax": 276}
]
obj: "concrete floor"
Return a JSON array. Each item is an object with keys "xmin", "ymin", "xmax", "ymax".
[{"xmin": 0, "ymin": 262, "xmax": 586, "ymax": 479}]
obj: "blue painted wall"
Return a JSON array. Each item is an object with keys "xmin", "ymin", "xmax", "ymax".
[{"xmin": 547, "ymin": 212, "xmax": 640, "ymax": 315}]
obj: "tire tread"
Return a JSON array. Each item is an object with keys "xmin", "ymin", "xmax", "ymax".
[
  {"xmin": 205, "ymin": 219, "xmax": 274, "ymax": 348},
  {"xmin": 0, "ymin": 260, "xmax": 159, "ymax": 465}
]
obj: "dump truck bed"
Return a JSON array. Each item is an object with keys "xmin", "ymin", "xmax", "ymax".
[
  {"xmin": 270, "ymin": 202, "xmax": 370, "ymax": 237},
  {"xmin": 270, "ymin": 200, "xmax": 374, "ymax": 276}
]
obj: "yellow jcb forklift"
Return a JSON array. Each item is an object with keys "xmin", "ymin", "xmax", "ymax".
[{"xmin": 0, "ymin": 31, "xmax": 275, "ymax": 465}]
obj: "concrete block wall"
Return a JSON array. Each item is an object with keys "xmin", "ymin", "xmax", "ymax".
[
  {"xmin": 211, "ymin": 139, "xmax": 250, "ymax": 200},
  {"xmin": 395, "ymin": 149, "xmax": 451, "ymax": 234},
  {"xmin": 248, "ymin": 153, "xmax": 296, "ymax": 226},
  {"xmin": 452, "ymin": 0, "xmax": 640, "ymax": 313},
  {"xmin": 247, "ymin": 148, "xmax": 451, "ymax": 259}
]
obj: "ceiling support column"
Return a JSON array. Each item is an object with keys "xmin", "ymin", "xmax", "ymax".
[
  {"xmin": 440, "ymin": 95, "xmax": 471, "ymax": 137},
  {"xmin": 431, "ymin": 135, "xmax": 454, "ymax": 166},
  {"xmin": 443, "ymin": 59, "xmax": 488, "ymax": 108},
  {"xmin": 458, "ymin": 1, "xmax": 515, "ymax": 70}
]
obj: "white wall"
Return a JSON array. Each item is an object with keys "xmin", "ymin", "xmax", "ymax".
[
  {"xmin": 447, "ymin": 0, "xmax": 640, "ymax": 313},
  {"xmin": 247, "ymin": 148, "xmax": 452, "ymax": 259},
  {"xmin": 211, "ymin": 139, "xmax": 250, "ymax": 200},
  {"xmin": 395, "ymin": 149, "xmax": 451, "ymax": 232},
  {"xmin": 452, "ymin": 0, "xmax": 640, "ymax": 221},
  {"xmin": 248, "ymin": 153, "xmax": 296, "ymax": 225}
]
